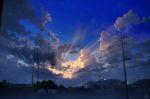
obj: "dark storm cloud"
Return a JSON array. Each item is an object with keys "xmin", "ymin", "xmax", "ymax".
[
  {"xmin": 0, "ymin": 54, "xmax": 55, "ymax": 84},
  {"xmin": 0, "ymin": 34, "xmax": 57, "ymax": 84},
  {"xmin": 0, "ymin": 37, "xmax": 56, "ymax": 83},
  {"xmin": 1, "ymin": 0, "xmax": 61, "ymax": 46},
  {"xmin": 0, "ymin": 0, "xmax": 65, "ymax": 85},
  {"xmin": 33, "ymin": 47, "xmax": 57, "ymax": 66},
  {"xmin": 57, "ymin": 43, "xmax": 82, "ymax": 62},
  {"xmin": 1, "ymin": 0, "xmax": 36, "ymax": 36},
  {"xmin": 58, "ymin": 43, "xmax": 72, "ymax": 52},
  {"xmin": 0, "ymin": 0, "xmax": 60, "ymax": 67},
  {"xmin": 33, "ymin": 33, "xmax": 51, "ymax": 48},
  {"xmin": 0, "ymin": 37, "xmax": 33, "ymax": 64}
]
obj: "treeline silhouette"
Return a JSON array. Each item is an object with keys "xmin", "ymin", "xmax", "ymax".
[
  {"xmin": 0, "ymin": 79, "xmax": 150, "ymax": 94},
  {"xmin": 0, "ymin": 80, "xmax": 64, "ymax": 93}
]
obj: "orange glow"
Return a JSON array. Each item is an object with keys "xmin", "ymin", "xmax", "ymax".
[
  {"xmin": 61, "ymin": 49, "xmax": 90, "ymax": 69},
  {"xmin": 47, "ymin": 67, "xmax": 73, "ymax": 79},
  {"xmin": 47, "ymin": 49, "xmax": 89, "ymax": 79}
]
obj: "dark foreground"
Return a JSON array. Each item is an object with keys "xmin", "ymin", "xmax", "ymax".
[
  {"xmin": 0, "ymin": 88, "xmax": 150, "ymax": 99},
  {"xmin": 0, "ymin": 79, "xmax": 150, "ymax": 99}
]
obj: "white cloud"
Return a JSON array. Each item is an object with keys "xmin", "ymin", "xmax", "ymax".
[{"xmin": 114, "ymin": 10, "xmax": 140, "ymax": 30}]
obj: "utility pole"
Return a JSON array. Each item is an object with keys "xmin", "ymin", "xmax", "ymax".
[
  {"xmin": 120, "ymin": 32, "xmax": 129, "ymax": 99},
  {"xmin": 36, "ymin": 64, "xmax": 40, "ymax": 83},
  {"xmin": 31, "ymin": 47, "xmax": 35, "ymax": 93}
]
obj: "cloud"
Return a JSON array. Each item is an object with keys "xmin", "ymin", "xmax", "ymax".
[
  {"xmin": 0, "ymin": 54, "xmax": 55, "ymax": 84},
  {"xmin": 1, "ymin": 0, "xmax": 37, "ymax": 37},
  {"xmin": 0, "ymin": 0, "xmax": 66, "ymax": 86},
  {"xmin": 114, "ymin": 10, "xmax": 140, "ymax": 30},
  {"xmin": 33, "ymin": 47, "xmax": 57, "ymax": 66},
  {"xmin": 1, "ymin": 2, "xmax": 150, "ymax": 87},
  {"xmin": 46, "ymin": 10, "xmax": 150, "ymax": 85},
  {"xmin": 40, "ymin": 8, "xmax": 52, "ymax": 28},
  {"xmin": 0, "ymin": 0, "xmax": 61, "ymax": 66},
  {"xmin": 38, "ymin": 11, "xmax": 61, "ymax": 45},
  {"xmin": 84, "ymin": 10, "xmax": 150, "ymax": 85},
  {"xmin": 34, "ymin": 33, "xmax": 51, "ymax": 48},
  {"xmin": 48, "ymin": 31, "xmax": 60, "ymax": 44}
]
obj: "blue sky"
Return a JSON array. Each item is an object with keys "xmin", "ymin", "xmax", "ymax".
[{"xmin": 27, "ymin": 0, "xmax": 150, "ymax": 46}]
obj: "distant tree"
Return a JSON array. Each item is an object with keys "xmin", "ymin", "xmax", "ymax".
[
  {"xmin": 0, "ymin": 80, "xmax": 9, "ymax": 89},
  {"xmin": 47, "ymin": 80, "xmax": 57, "ymax": 89},
  {"xmin": 59, "ymin": 85, "xmax": 65, "ymax": 89},
  {"xmin": 34, "ymin": 80, "xmax": 57, "ymax": 93}
]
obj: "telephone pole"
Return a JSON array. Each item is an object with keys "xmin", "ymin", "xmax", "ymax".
[
  {"xmin": 120, "ymin": 32, "xmax": 129, "ymax": 99},
  {"xmin": 31, "ymin": 47, "xmax": 35, "ymax": 93}
]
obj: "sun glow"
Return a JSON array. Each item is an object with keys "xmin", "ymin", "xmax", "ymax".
[
  {"xmin": 61, "ymin": 49, "xmax": 86, "ymax": 69},
  {"xmin": 47, "ymin": 49, "xmax": 89, "ymax": 79},
  {"xmin": 47, "ymin": 67, "xmax": 74, "ymax": 79}
]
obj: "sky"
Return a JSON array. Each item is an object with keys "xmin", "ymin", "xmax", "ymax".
[
  {"xmin": 0, "ymin": 0, "xmax": 150, "ymax": 86},
  {"xmin": 29, "ymin": 0, "xmax": 150, "ymax": 44}
]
